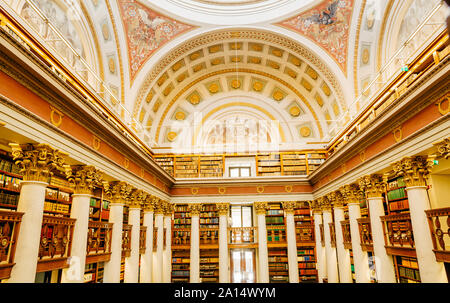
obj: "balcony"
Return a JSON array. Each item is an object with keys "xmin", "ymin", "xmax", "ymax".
[
  {"xmin": 228, "ymin": 227, "xmax": 257, "ymax": 248},
  {"xmin": 296, "ymin": 224, "xmax": 315, "ymax": 246},
  {"xmin": 381, "ymin": 213, "xmax": 415, "ymax": 257},
  {"xmin": 172, "ymin": 228, "xmax": 191, "ymax": 248},
  {"xmin": 425, "ymin": 207, "xmax": 450, "ymax": 262},
  {"xmin": 0, "ymin": 210, "xmax": 24, "ymax": 280},
  {"xmin": 319, "ymin": 224, "xmax": 325, "ymax": 247},
  {"xmin": 140, "ymin": 226, "xmax": 147, "ymax": 254},
  {"xmin": 153, "ymin": 227, "xmax": 157, "ymax": 252},
  {"xmin": 340, "ymin": 220, "xmax": 352, "ymax": 249},
  {"xmin": 329, "ymin": 223, "xmax": 336, "ymax": 248},
  {"xmin": 357, "ymin": 218, "xmax": 373, "ymax": 252},
  {"xmin": 121, "ymin": 224, "xmax": 132, "ymax": 258},
  {"xmin": 37, "ymin": 215, "xmax": 76, "ymax": 273},
  {"xmin": 86, "ymin": 221, "xmax": 113, "ymax": 264},
  {"xmin": 200, "ymin": 228, "xmax": 219, "ymax": 249}
]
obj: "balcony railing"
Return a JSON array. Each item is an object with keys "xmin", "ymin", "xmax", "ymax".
[
  {"xmin": 200, "ymin": 228, "xmax": 219, "ymax": 247},
  {"xmin": 140, "ymin": 226, "xmax": 147, "ymax": 254},
  {"xmin": 153, "ymin": 227, "xmax": 157, "ymax": 252},
  {"xmin": 381, "ymin": 213, "xmax": 415, "ymax": 257},
  {"xmin": 340, "ymin": 220, "xmax": 352, "ymax": 249},
  {"xmin": 425, "ymin": 207, "xmax": 450, "ymax": 262},
  {"xmin": 0, "ymin": 210, "xmax": 24, "ymax": 280},
  {"xmin": 296, "ymin": 224, "xmax": 315, "ymax": 245},
  {"xmin": 172, "ymin": 228, "xmax": 191, "ymax": 247},
  {"xmin": 329, "ymin": 223, "xmax": 336, "ymax": 248},
  {"xmin": 86, "ymin": 221, "xmax": 113, "ymax": 264},
  {"xmin": 37, "ymin": 215, "xmax": 75, "ymax": 272},
  {"xmin": 267, "ymin": 226, "xmax": 286, "ymax": 245},
  {"xmin": 121, "ymin": 224, "xmax": 132, "ymax": 258},
  {"xmin": 319, "ymin": 224, "xmax": 325, "ymax": 247},
  {"xmin": 228, "ymin": 227, "xmax": 257, "ymax": 245},
  {"xmin": 357, "ymin": 217, "xmax": 373, "ymax": 252}
]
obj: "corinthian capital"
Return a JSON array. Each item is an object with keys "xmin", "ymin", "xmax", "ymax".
[
  {"xmin": 254, "ymin": 202, "xmax": 269, "ymax": 215},
  {"xmin": 105, "ymin": 181, "xmax": 133, "ymax": 204},
  {"xmin": 9, "ymin": 143, "xmax": 68, "ymax": 182},
  {"xmin": 65, "ymin": 165, "xmax": 103, "ymax": 195},
  {"xmin": 331, "ymin": 190, "xmax": 345, "ymax": 208},
  {"xmin": 358, "ymin": 174, "xmax": 385, "ymax": 198},
  {"xmin": 282, "ymin": 201, "xmax": 296, "ymax": 214},
  {"xmin": 311, "ymin": 200, "xmax": 322, "ymax": 214},
  {"xmin": 216, "ymin": 203, "xmax": 230, "ymax": 216},
  {"xmin": 164, "ymin": 202, "xmax": 174, "ymax": 216},
  {"xmin": 339, "ymin": 183, "xmax": 361, "ymax": 204},
  {"xmin": 318, "ymin": 196, "xmax": 332, "ymax": 212},
  {"xmin": 154, "ymin": 198, "xmax": 165, "ymax": 214},
  {"xmin": 188, "ymin": 203, "xmax": 203, "ymax": 216},
  {"xmin": 434, "ymin": 138, "xmax": 450, "ymax": 159},
  {"xmin": 129, "ymin": 189, "xmax": 147, "ymax": 208},
  {"xmin": 392, "ymin": 156, "xmax": 431, "ymax": 187},
  {"xmin": 143, "ymin": 195, "xmax": 156, "ymax": 212}
]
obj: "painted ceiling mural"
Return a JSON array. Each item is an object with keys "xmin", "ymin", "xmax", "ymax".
[
  {"xmin": 277, "ymin": 0, "xmax": 355, "ymax": 75},
  {"xmin": 117, "ymin": 0, "xmax": 195, "ymax": 82}
]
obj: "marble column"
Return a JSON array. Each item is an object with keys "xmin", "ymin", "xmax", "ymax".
[
  {"xmin": 393, "ymin": 157, "xmax": 448, "ymax": 282},
  {"xmin": 163, "ymin": 203, "xmax": 174, "ymax": 283},
  {"xmin": 312, "ymin": 200, "xmax": 327, "ymax": 283},
  {"xmin": 341, "ymin": 184, "xmax": 370, "ymax": 283},
  {"xmin": 103, "ymin": 181, "xmax": 132, "ymax": 283},
  {"xmin": 124, "ymin": 189, "xmax": 145, "ymax": 283},
  {"xmin": 217, "ymin": 203, "xmax": 230, "ymax": 283},
  {"xmin": 154, "ymin": 199, "xmax": 165, "ymax": 283},
  {"xmin": 331, "ymin": 192, "xmax": 352, "ymax": 283},
  {"xmin": 62, "ymin": 165, "xmax": 103, "ymax": 283},
  {"xmin": 189, "ymin": 203, "xmax": 202, "ymax": 283},
  {"xmin": 282, "ymin": 201, "xmax": 299, "ymax": 283},
  {"xmin": 139, "ymin": 196, "xmax": 155, "ymax": 283},
  {"xmin": 321, "ymin": 196, "xmax": 339, "ymax": 283},
  {"xmin": 7, "ymin": 143, "xmax": 67, "ymax": 283},
  {"xmin": 359, "ymin": 175, "xmax": 396, "ymax": 283},
  {"xmin": 255, "ymin": 202, "xmax": 269, "ymax": 283}
]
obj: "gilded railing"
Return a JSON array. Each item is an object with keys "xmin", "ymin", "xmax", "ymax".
[
  {"xmin": 425, "ymin": 207, "xmax": 450, "ymax": 262},
  {"xmin": 121, "ymin": 224, "xmax": 132, "ymax": 258},
  {"xmin": 357, "ymin": 217, "xmax": 373, "ymax": 252},
  {"xmin": 267, "ymin": 225, "xmax": 286, "ymax": 243},
  {"xmin": 39, "ymin": 215, "xmax": 75, "ymax": 260},
  {"xmin": 140, "ymin": 226, "xmax": 147, "ymax": 254},
  {"xmin": 172, "ymin": 228, "xmax": 191, "ymax": 246},
  {"xmin": 86, "ymin": 221, "xmax": 113, "ymax": 255},
  {"xmin": 0, "ymin": 210, "xmax": 23, "ymax": 280},
  {"xmin": 228, "ymin": 227, "xmax": 257, "ymax": 245},
  {"xmin": 381, "ymin": 213, "xmax": 415, "ymax": 255},
  {"xmin": 200, "ymin": 228, "xmax": 219, "ymax": 246},
  {"xmin": 340, "ymin": 220, "xmax": 352, "ymax": 249},
  {"xmin": 296, "ymin": 224, "xmax": 315, "ymax": 244}
]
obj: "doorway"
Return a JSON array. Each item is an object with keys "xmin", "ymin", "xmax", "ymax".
[{"xmin": 230, "ymin": 248, "xmax": 256, "ymax": 283}]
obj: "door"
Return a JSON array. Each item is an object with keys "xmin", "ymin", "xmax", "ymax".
[{"xmin": 230, "ymin": 248, "xmax": 256, "ymax": 283}]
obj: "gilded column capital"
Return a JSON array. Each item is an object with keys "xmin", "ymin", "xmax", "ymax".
[
  {"xmin": 331, "ymin": 190, "xmax": 345, "ymax": 208},
  {"xmin": 339, "ymin": 183, "xmax": 361, "ymax": 205},
  {"xmin": 129, "ymin": 189, "xmax": 147, "ymax": 209},
  {"xmin": 311, "ymin": 200, "xmax": 322, "ymax": 214},
  {"xmin": 282, "ymin": 201, "xmax": 296, "ymax": 214},
  {"xmin": 105, "ymin": 181, "xmax": 133, "ymax": 205},
  {"xmin": 358, "ymin": 174, "xmax": 386, "ymax": 199},
  {"xmin": 392, "ymin": 156, "xmax": 431, "ymax": 187},
  {"xmin": 65, "ymin": 165, "xmax": 103, "ymax": 195},
  {"xmin": 254, "ymin": 202, "xmax": 269, "ymax": 215},
  {"xmin": 216, "ymin": 203, "xmax": 230, "ymax": 216},
  {"xmin": 142, "ymin": 195, "xmax": 156, "ymax": 212},
  {"xmin": 163, "ymin": 202, "xmax": 174, "ymax": 216},
  {"xmin": 434, "ymin": 138, "xmax": 450, "ymax": 159},
  {"xmin": 188, "ymin": 203, "xmax": 202, "ymax": 216},
  {"xmin": 318, "ymin": 196, "xmax": 332, "ymax": 212},
  {"xmin": 154, "ymin": 198, "xmax": 166, "ymax": 215},
  {"xmin": 9, "ymin": 143, "xmax": 68, "ymax": 182}
]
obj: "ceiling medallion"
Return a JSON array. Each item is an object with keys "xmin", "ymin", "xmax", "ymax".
[
  {"xmin": 167, "ymin": 132, "xmax": 178, "ymax": 142},
  {"xmin": 231, "ymin": 79, "xmax": 241, "ymax": 89},
  {"xmin": 175, "ymin": 111, "xmax": 186, "ymax": 120},
  {"xmin": 256, "ymin": 185, "xmax": 264, "ymax": 193},
  {"xmin": 209, "ymin": 83, "xmax": 220, "ymax": 93},
  {"xmin": 299, "ymin": 127, "xmax": 311, "ymax": 138},
  {"xmin": 272, "ymin": 90, "xmax": 284, "ymax": 101},
  {"xmin": 253, "ymin": 81, "xmax": 263, "ymax": 92},
  {"xmin": 189, "ymin": 94, "xmax": 201, "ymax": 105},
  {"xmin": 289, "ymin": 106, "xmax": 301, "ymax": 117},
  {"xmin": 285, "ymin": 185, "xmax": 293, "ymax": 193}
]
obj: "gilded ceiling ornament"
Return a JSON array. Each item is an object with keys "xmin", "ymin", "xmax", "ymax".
[
  {"xmin": 154, "ymin": 198, "xmax": 165, "ymax": 214},
  {"xmin": 272, "ymin": 90, "xmax": 285, "ymax": 101},
  {"xmin": 435, "ymin": 94, "xmax": 449, "ymax": 116},
  {"xmin": 65, "ymin": 165, "xmax": 103, "ymax": 195},
  {"xmin": 252, "ymin": 81, "xmax": 263, "ymax": 92},
  {"xmin": 311, "ymin": 200, "xmax": 321, "ymax": 214},
  {"xmin": 285, "ymin": 185, "xmax": 293, "ymax": 192},
  {"xmin": 167, "ymin": 132, "xmax": 178, "ymax": 142},
  {"xmin": 231, "ymin": 79, "xmax": 241, "ymax": 89},
  {"xmin": 175, "ymin": 111, "xmax": 186, "ymax": 120},
  {"xmin": 188, "ymin": 93, "xmax": 201, "ymax": 105},
  {"xmin": 300, "ymin": 126, "xmax": 311, "ymax": 138},
  {"xmin": 332, "ymin": 191, "xmax": 344, "ymax": 208},
  {"xmin": 208, "ymin": 83, "xmax": 220, "ymax": 93},
  {"xmin": 339, "ymin": 183, "xmax": 361, "ymax": 205},
  {"xmin": 191, "ymin": 187, "xmax": 199, "ymax": 195},
  {"xmin": 256, "ymin": 185, "xmax": 264, "ymax": 193},
  {"xmin": 393, "ymin": 125, "xmax": 403, "ymax": 142},
  {"xmin": 9, "ymin": 143, "xmax": 68, "ymax": 183},
  {"xmin": 289, "ymin": 106, "xmax": 301, "ymax": 117},
  {"xmin": 218, "ymin": 187, "xmax": 226, "ymax": 194},
  {"xmin": 143, "ymin": 195, "xmax": 156, "ymax": 212},
  {"xmin": 50, "ymin": 106, "xmax": 64, "ymax": 128}
]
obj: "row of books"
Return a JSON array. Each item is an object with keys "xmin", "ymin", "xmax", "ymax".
[
  {"xmin": 0, "ymin": 174, "xmax": 21, "ymax": 191},
  {"xmin": 199, "ymin": 218, "xmax": 219, "ymax": 224},
  {"xmin": 271, "ymin": 276, "xmax": 289, "ymax": 282},
  {"xmin": 282, "ymin": 154, "xmax": 306, "ymax": 159},
  {"xmin": 299, "ymin": 269, "xmax": 317, "ymax": 275},
  {"xmin": 267, "ymin": 209, "xmax": 283, "ymax": 216},
  {"xmin": 387, "ymin": 177, "xmax": 406, "ymax": 189},
  {"xmin": 49, "ymin": 177, "xmax": 72, "ymax": 190},
  {"xmin": 269, "ymin": 264, "xmax": 288, "ymax": 271},
  {"xmin": 258, "ymin": 167, "xmax": 281, "ymax": 173},
  {"xmin": 298, "ymin": 262, "xmax": 316, "ymax": 269},
  {"xmin": 268, "ymin": 256, "xmax": 288, "ymax": 262},
  {"xmin": 399, "ymin": 266, "xmax": 420, "ymax": 281},
  {"xmin": 0, "ymin": 191, "xmax": 19, "ymax": 207},
  {"xmin": 172, "ymin": 258, "xmax": 191, "ymax": 263},
  {"xmin": 258, "ymin": 155, "xmax": 280, "ymax": 160},
  {"xmin": 266, "ymin": 217, "xmax": 284, "ymax": 224},
  {"xmin": 172, "ymin": 264, "xmax": 190, "ymax": 270},
  {"xmin": 200, "ymin": 258, "xmax": 219, "ymax": 263},
  {"xmin": 389, "ymin": 199, "xmax": 409, "ymax": 211},
  {"xmin": 172, "ymin": 270, "xmax": 190, "ymax": 276},
  {"xmin": 387, "ymin": 187, "xmax": 407, "ymax": 201},
  {"xmin": 294, "ymin": 209, "xmax": 310, "ymax": 215},
  {"xmin": 46, "ymin": 188, "xmax": 71, "ymax": 202},
  {"xmin": 174, "ymin": 218, "xmax": 191, "ymax": 224},
  {"xmin": 44, "ymin": 201, "xmax": 70, "ymax": 214},
  {"xmin": 398, "ymin": 257, "xmax": 418, "ymax": 268},
  {"xmin": 298, "ymin": 249, "xmax": 315, "ymax": 255},
  {"xmin": 297, "ymin": 256, "xmax": 315, "ymax": 262},
  {"xmin": 0, "ymin": 159, "xmax": 21, "ymax": 174},
  {"xmin": 283, "ymin": 166, "xmax": 307, "ymax": 172}
]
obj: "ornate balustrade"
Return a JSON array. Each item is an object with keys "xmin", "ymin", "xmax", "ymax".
[
  {"xmin": 37, "ymin": 215, "xmax": 76, "ymax": 272},
  {"xmin": 357, "ymin": 217, "xmax": 373, "ymax": 252},
  {"xmin": 172, "ymin": 228, "xmax": 191, "ymax": 247},
  {"xmin": 267, "ymin": 225, "xmax": 286, "ymax": 245},
  {"xmin": 0, "ymin": 210, "xmax": 23, "ymax": 280},
  {"xmin": 228, "ymin": 227, "xmax": 257, "ymax": 246},
  {"xmin": 340, "ymin": 220, "xmax": 352, "ymax": 249},
  {"xmin": 329, "ymin": 223, "xmax": 336, "ymax": 247},
  {"xmin": 295, "ymin": 224, "xmax": 315, "ymax": 246},
  {"xmin": 319, "ymin": 223, "xmax": 325, "ymax": 247},
  {"xmin": 381, "ymin": 213, "xmax": 415, "ymax": 257},
  {"xmin": 425, "ymin": 207, "xmax": 450, "ymax": 262},
  {"xmin": 86, "ymin": 221, "xmax": 113, "ymax": 264},
  {"xmin": 140, "ymin": 226, "xmax": 147, "ymax": 254},
  {"xmin": 153, "ymin": 227, "xmax": 157, "ymax": 252},
  {"xmin": 200, "ymin": 228, "xmax": 219, "ymax": 247},
  {"xmin": 121, "ymin": 224, "xmax": 132, "ymax": 258}
]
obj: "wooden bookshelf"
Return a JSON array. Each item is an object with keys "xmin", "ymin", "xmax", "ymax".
[
  {"xmin": 199, "ymin": 156, "xmax": 224, "ymax": 178},
  {"xmin": 294, "ymin": 201, "xmax": 312, "ymax": 226},
  {"xmin": 200, "ymin": 204, "xmax": 219, "ymax": 229},
  {"xmin": 175, "ymin": 156, "xmax": 200, "ymax": 178},
  {"xmin": 281, "ymin": 152, "xmax": 307, "ymax": 176},
  {"xmin": 266, "ymin": 202, "xmax": 289, "ymax": 282},
  {"xmin": 306, "ymin": 152, "xmax": 326, "ymax": 174},
  {"xmin": 297, "ymin": 248, "xmax": 317, "ymax": 283},
  {"xmin": 199, "ymin": 204, "xmax": 219, "ymax": 283},
  {"xmin": 200, "ymin": 249, "xmax": 219, "ymax": 283},
  {"xmin": 349, "ymin": 249, "xmax": 356, "ymax": 282},
  {"xmin": 172, "ymin": 204, "xmax": 191, "ymax": 282},
  {"xmin": 386, "ymin": 176, "xmax": 409, "ymax": 214},
  {"xmin": 84, "ymin": 261, "xmax": 105, "ymax": 283},
  {"xmin": 0, "ymin": 152, "xmax": 22, "ymax": 210},
  {"xmin": 394, "ymin": 256, "xmax": 421, "ymax": 283},
  {"xmin": 154, "ymin": 156, "xmax": 174, "ymax": 177},
  {"xmin": 120, "ymin": 257, "xmax": 125, "ymax": 283},
  {"xmin": 257, "ymin": 154, "xmax": 281, "ymax": 176}
]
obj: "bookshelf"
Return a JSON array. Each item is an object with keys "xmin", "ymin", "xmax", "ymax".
[
  {"xmin": 120, "ymin": 258, "xmax": 125, "ymax": 283},
  {"xmin": 200, "ymin": 204, "xmax": 219, "ymax": 229},
  {"xmin": 281, "ymin": 153, "xmax": 307, "ymax": 176},
  {"xmin": 257, "ymin": 154, "xmax": 281, "ymax": 176},
  {"xmin": 154, "ymin": 156, "xmax": 174, "ymax": 177},
  {"xmin": 266, "ymin": 202, "xmax": 289, "ymax": 283},
  {"xmin": 83, "ymin": 262, "xmax": 105, "ymax": 283},
  {"xmin": 297, "ymin": 248, "xmax": 317, "ymax": 282},
  {"xmin": 200, "ymin": 250, "xmax": 219, "ymax": 282},
  {"xmin": 394, "ymin": 256, "xmax": 421, "ymax": 283},
  {"xmin": 43, "ymin": 175, "xmax": 73, "ymax": 218},
  {"xmin": 294, "ymin": 201, "xmax": 312, "ymax": 226},
  {"xmin": 172, "ymin": 204, "xmax": 191, "ymax": 282},
  {"xmin": 0, "ymin": 151, "xmax": 22, "ymax": 210},
  {"xmin": 175, "ymin": 156, "xmax": 199, "ymax": 178},
  {"xmin": 349, "ymin": 249, "xmax": 356, "ymax": 282},
  {"xmin": 306, "ymin": 152, "xmax": 326, "ymax": 174},
  {"xmin": 199, "ymin": 204, "xmax": 219, "ymax": 283},
  {"xmin": 386, "ymin": 176, "xmax": 409, "ymax": 214},
  {"xmin": 199, "ymin": 156, "xmax": 224, "ymax": 178}
]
